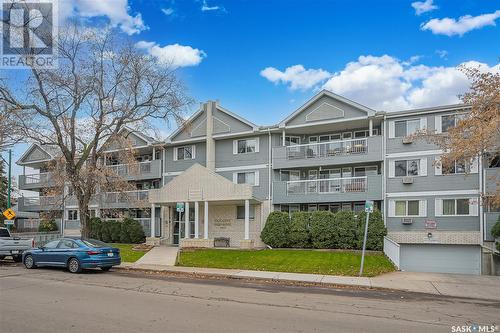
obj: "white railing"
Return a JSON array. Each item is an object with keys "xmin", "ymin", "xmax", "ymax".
[
  {"xmin": 22, "ymin": 195, "xmax": 59, "ymax": 206},
  {"xmin": 23, "ymin": 172, "xmax": 51, "ymax": 185},
  {"xmin": 106, "ymin": 161, "xmax": 153, "ymax": 176},
  {"xmin": 104, "ymin": 190, "xmax": 149, "ymax": 204},
  {"xmin": 286, "ymin": 176, "xmax": 367, "ymax": 195},
  {"xmin": 384, "ymin": 236, "xmax": 400, "ymax": 269},
  {"xmin": 286, "ymin": 138, "xmax": 367, "ymax": 160}
]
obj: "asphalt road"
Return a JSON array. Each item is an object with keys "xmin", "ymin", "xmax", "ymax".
[{"xmin": 0, "ymin": 262, "xmax": 498, "ymax": 333}]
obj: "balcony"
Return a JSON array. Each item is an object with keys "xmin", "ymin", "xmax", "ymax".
[
  {"xmin": 105, "ymin": 160, "xmax": 161, "ymax": 181},
  {"xmin": 101, "ymin": 190, "xmax": 150, "ymax": 209},
  {"xmin": 485, "ymin": 168, "xmax": 499, "ymax": 195},
  {"xmin": 19, "ymin": 172, "xmax": 55, "ymax": 190},
  {"xmin": 18, "ymin": 195, "xmax": 62, "ymax": 212},
  {"xmin": 273, "ymin": 175, "xmax": 383, "ymax": 204},
  {"xmin": 272, "ymin": 136, "xmax": 383, "ymax": 169}
]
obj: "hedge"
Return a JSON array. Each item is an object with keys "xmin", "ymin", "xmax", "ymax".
[
  {"xmin": 260, "ymin": 212, "xmax": 291, "ymax": 248},
  {"xmin": 89, "ymin": 217, "xmax": 145, "ymax": 244},
  {"xmin": 492, "ymin": 215, "xmax": 500, "ymax": 251},
  {"xmin": 261, "ymin": 209, "xmax": 387, "ymax": 250},
  {"xmin": 38, "ymin": 219, "xmax": 58, "ymax": 232}
]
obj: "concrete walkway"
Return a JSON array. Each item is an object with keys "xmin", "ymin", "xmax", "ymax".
[
  {"xmin": 132, "ymin": 246, "xmax": 178, "ymax": 267},
  {"xmin": 117, "ymin": 262, "xmax": 500, "ymax": 301}
]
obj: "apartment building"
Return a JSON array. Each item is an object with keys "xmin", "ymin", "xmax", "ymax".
[{"xmin": 16, "ymin": 90, "xmax": 499, "ymax": 274}]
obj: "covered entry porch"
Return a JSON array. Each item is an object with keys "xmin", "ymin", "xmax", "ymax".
[{"xmin": 149, "ymin": 164, "xmax": 263, "ymax": 248}]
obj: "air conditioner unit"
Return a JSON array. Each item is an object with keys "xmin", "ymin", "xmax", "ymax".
[
  {"xmin": 402, "ymin": 177, "xmax": 414, "ymax": 184},
  {"xmin": 402, "ymin": 218, "xmax": 413, "ymax": 225},
  {"xmin": 402, "ymin": 136, "xmax": 414, "ymax": 144}
]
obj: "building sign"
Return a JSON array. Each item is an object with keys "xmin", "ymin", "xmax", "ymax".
[
  {"xmin": 425, "ymin": 219, "xmax": 437, "ymax": 229},
  {"xmin": 214, "ymin": 218, "xmax": 232, "ymax": 228},
  {"xmin": 364, "ymin": 200, "xmax": 374, "ymax": 213},
  {"xmin": 176, "ymin": 203, "xmax": 184, "ymax": 213}
]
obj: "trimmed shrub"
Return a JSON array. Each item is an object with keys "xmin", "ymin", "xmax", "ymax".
[
  {"xmin": 310, "ymin": 211, "xmax": 336, "ymax": 248},
  {"xmin": 492, "ymin": 216, "xmax": 500, "ymax": 251},
  {"xmin": 119, "ymin": 218, "xmax": 132, "ymax": 244},
  {"xmin": 289, "ymin": 212, "xmax": 311, "ymax": 248},
  {"xmin": 120, "ymin": 218, "xmax": 145, "ymax": 244},
  {"xmin": 261, "ymin": 212, "xmax": 291, "ymax": 248},
  {"xmin": 89, "ymin": 217, "xmax": 103, "ymax": 239},
  {"xmin": 38, "ymin": 219, "xmax": 58, "ymax": 232},
  {"xmin": 332, "ymin": 211, "xmax": 358, "ymax": 249},
  {"xmin": 109, "ymin": 220, "xmax": 122, "ymax": 242},
  {"xmin": 355, "ymin": 209, "xmax": 386, "ymax": 251},
  {"xmin": 100, "ymin": 220, "xmax": 113, "ymax": 243}
]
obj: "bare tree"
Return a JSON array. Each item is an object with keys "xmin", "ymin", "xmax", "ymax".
[{"xmin": 0, "ymin": 25, "xmax": 192, "ymax": 237}]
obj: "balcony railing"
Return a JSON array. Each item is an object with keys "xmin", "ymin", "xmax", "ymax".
[
  {"xmin": 106, "ymin": 161, "xmax": 154, "ymax": 176},
  {"xmin": 103, "ymin": 190, "xmax": 149, "ymax": 204},
  {"xmin": 286, "ymin": 138, "xmax": 367, "ymax": 160},
  {"xmin": 22, "ymin": 195, "xmax": 59, "ymax": 206},
  {"xmin": 23, "ymin": 172, "xmax": 51, "ymax": 185},
  {"xmin": 286, "ymin": 176, "xmax": 367, "ymax": 195}
]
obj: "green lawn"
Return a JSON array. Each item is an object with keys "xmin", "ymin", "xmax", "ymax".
[
  {"xmin": 177, "ymin": 249, "xmax": 395, "ymax": 277},
  {"xmin": 112, "ymin": 244, "xmax": 149, "ymax": 263}
]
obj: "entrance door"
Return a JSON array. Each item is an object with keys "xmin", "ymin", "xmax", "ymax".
[{"xmin": 172, "ymin": 207, "xmax": 195, "ymax": 245}]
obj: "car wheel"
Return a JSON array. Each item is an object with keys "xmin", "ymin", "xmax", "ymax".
[
  {"xmin": 12, "ymin": 255, "xmax": 22, "ymax": 263},
  {"xmin": 101, "ymin": 266, "xmax": 112, "ymax": 272},
  {"xmin": 24, "ymin": 255, "xmax": 36, "ymax": 269},
  {"xmin": 67, "ymin": 258, "xmax": 82, "ymax": 273}
]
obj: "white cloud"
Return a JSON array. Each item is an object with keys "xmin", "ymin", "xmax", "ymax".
[
  {"xmin": 59, "ymin": 0, "xmax": 146, "ymax": 35},
  {"xmin": 135, "ymin": 41, "xmax": 206, "ymax": 69},
  {"xmin": 319, "ymin": 55, "xmax": 499, "ymax": 111},
  {"xmin": 161, "ymin": 8, "xmax": 174, "ymax": 16},
  {"xmin": 201, "ymin": 0, "xmax": 225, "ymax": 12},
  {"xmin": 436, "ymin": 49, "xmax": 448, "ymax": 59},
  {"xmin": 421, "ymin": 10, "xmax": 500, "ymax": 36},
  {"xmin": 411, "ymin": 0, "xmax": 438, "ymax": 15},
  {"xmin": 260, "ymin": 65, "xmax": 331, "ymax": 91}
]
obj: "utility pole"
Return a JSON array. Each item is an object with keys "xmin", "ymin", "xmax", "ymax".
[{"xmin": 7, "ymin": 149, "xmax": 11, "ymax": 209}]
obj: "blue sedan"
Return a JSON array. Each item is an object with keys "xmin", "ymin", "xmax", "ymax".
[{"xmin": 22, "ymin": 237, "xmax": 121, "ymax": 273}]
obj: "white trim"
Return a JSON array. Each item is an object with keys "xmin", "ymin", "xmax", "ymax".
[
  {"xmin": 385, "ymin": 104, "xmax": 469, "ymax": 118},
  {"xmin": 216, "ymin": 105, "xmax": 259, "ymax": 130},
  {"xmin": 283, "ymin": 116, "xmax": 368, "ymax": 129},
  {"xmin": 163, "ymin": 171, "xmax": 182, "ymax": 176},
  {"xmin": 168, "ymin": 136, "xmax": 207, "ymax": 145},
  {"xmin": 212, "ymin": 130, "xmax": 256, "ymax": 140},
  {"xmin": 387, "ymin": 189, "xmax": 480, "ymax": 198},
  {"xmin": 189, "ymin": 116, "xmax": 207, "ymax": 137},
  {"xmin": 386, "ymin": 150, "xmax": 443, "ymax": 158},
  {"xmin": 305, "ymin": 102, "xmax": 344, "ymax": 122},
  {"xmin": 215, "ymin": 164, "xmax": 268, "ymax": 172},
  {"xmin": 168, "ymin": 109, "xmax": 204, "ymax": 142}
]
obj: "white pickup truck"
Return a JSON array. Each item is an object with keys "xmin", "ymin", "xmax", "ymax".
[{"xmin": 0, "ymin": 227, "xmax": 35, "ymax": 262}]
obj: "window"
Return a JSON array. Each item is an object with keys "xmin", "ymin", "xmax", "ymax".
[
  {"xmin": 441, "ymin": 114, "xmax": 465, "ymax": 133},
  {"xmin": 280, "ymin": 170, "xmax": 300, "ymax": 181},
  {"xmin": 68, "ymin": 210, "xmax": 78, "ymax": 221},
  {"xmin": 442, "ymin": 160, "xmax": 467, "ymax": 175},
  {"xmin": 58, "ymin": 239, "xmax": 77, "ymax": 249},
  {"xmin": 353, "ymin": 129, "xmax": 378, "ymax": 138},
  {"xmin": 442, "ymin": 199, "xmax": 470, "ymax": 215},
  {"xmin": 394, "ymin": 119, "xmax": 420, "ymax": 137},
  {"xmin": 354, "ymin": 166, "xmax": 378, "ymax": 177},
  {"xmin": 235, "ymin": 171, "xmax": 258, "ymax": 186},
  {"xmin": 237, "ymin": 139, "xmax": 257, "ymax": 153},
  {"xmin": 307, "ymin": 204, "xmax": 317, "ymax": 212},
  {"xmin": 395, "ymin": 159, "xmax": 419, "ymax": 177},
  {"xmin": 284, "ymin": 136, "xmax": 300, "ymax": 146},
  {"xmin": 353, "ymin": 203, "xmax": 365, "ymax": 212},
  {"xmin": 43, "ymin": 240, "xmax": 60, "ymax": 249},
  {"xmin": 236, "ymin": 205, "xmax": 255, "ymax": 219},
  {"xmin": 176, "ymin": 146, "xmax": 193, "ymax": 160},
  {"xmin": 395, "ymin": 200, "xmax": 419, "ymax": 216}
]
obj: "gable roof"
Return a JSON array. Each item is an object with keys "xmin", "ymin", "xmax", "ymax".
[
  {"xmin": 148, "ymin": 163, "xmax": 256, "ymax": 203},
  {"xmin": 16, "ymin": 143, "xmax": 59, "ymax": 166},
  {"xmin": 278, "ymin": 89, "xmax": 376, "ymax": 127},
  {"xmin": 167, "ymin": 102, "xmax": 259, "ymax": 143}
]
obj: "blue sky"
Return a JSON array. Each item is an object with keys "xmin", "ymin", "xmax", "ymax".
[{"xmin": 4, "ymin": 0, "xmax": 500, "ymax": 179}]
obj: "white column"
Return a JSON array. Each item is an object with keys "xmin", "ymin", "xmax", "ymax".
[
  {"xmin": 204, "ymin": 201, "xmax": 209, "ymax": 239},
  {"xmin": 150, "ymin": 204, "xmax": 156, "ymax": 238},
  {"xmin": 282, "ymin": 129, "xmax": 286, "ymax": 146},
  {"xmin": 194, "ymin": 201, "xmax": 199, "ymax": 239},
  {"xmin": 369, "ymin": 118, "xmax": 373, "ymax": 136},
  {"xmin": 244, "ymin": 199, "xmax": 250, "ymax": 240},
  {"xmin": 184, "ymin": 202, "xmax": 190, "ymax": 238}
]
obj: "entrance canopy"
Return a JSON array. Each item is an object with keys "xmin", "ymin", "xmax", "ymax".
[{"xmin": 149, "ymin": 163, "xmax": 259, "ymax": 204}]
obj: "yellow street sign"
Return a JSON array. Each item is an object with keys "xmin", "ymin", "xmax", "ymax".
[{"xmin": 3, "ymin": 208, "xmax": 16, "ymax": 220}]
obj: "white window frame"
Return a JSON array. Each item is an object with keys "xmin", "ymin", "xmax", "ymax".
[
  {"xmin": 435, "ymin": 197, "xmax": 478, "ymax": 217},
  {"xmin": 233, "ymin": 171, "xmax": 259, "ymax": 186},
  {"xmin": 394, "ymin": 159, "xmax": 420, "ymax": 177},
  {"xmin": 67, "ymin": 209, "xmax": 79, "ymax": 221},
  {"xmin": 233, "ymin": 138, "xmax": 259, "ymax": 154},
  {"xmin": 236, "ymin": 205, "xmax": 255, "ymax": 220},
  {"xmin": 389, "ymin": 199, "xmax": 427, "ymax": 217},
  {"xmin": 173, "ymin": 145, "xmax": 196, "ymax": 161}
]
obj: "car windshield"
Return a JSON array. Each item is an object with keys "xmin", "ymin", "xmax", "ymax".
[{"xmin": 80, "ymin": 239, "xmax": 110, "ymax": 248}]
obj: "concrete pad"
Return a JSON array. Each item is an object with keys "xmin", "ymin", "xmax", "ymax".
[
  {"xmin": 133, "ymin": 246, "xmax": 178, "ymax": 267},
  {"xmin": 432, "ymin": 282, "xmax": 500, "ymax": 301},
  {"xmin": 370, "ymin": 278, "xmax": 440, "ymax": 295},
  {"xmin": 275, "ymin": 272, "xmax": 323, "ymax": 283},
  {"xmin": 320, "ymin": 275, "xmax": 371, "ymax": 288}
]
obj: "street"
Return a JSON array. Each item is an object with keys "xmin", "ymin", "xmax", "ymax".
[{"xmin": 0, "ymin": 263, "xmax": 498, "ymax": 333}]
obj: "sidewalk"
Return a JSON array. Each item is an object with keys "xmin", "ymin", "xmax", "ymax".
[{"xmin": 116, "ymin": 261, "xmax": 500, "ymax": 301}]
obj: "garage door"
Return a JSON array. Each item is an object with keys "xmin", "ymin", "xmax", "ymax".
[{"xmin": 400, "ymin": 245, "xmax": 481, "ymax": 275}]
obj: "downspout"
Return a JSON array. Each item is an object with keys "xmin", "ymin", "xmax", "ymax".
[
  {"xmin": 479, "ymin": 153, "xmax": 484, "ymax": 247},
  {"xmin": 268, "ymin": 128, "xmax": 272, "ymax": 212},
  {"xmin": 382, "ymin": 115, "xmax": 387, "ymax": 228}
]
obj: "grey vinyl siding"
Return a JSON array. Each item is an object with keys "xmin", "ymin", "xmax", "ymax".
[
  {"xmin": 165, "ymin": 142, "xmax": 206, "ymax": 172},
  {"xmin": 485, "ymin": 168, "xmax": 499, "ymax": 195},
  {"xmin": 386, "ymin": 113, "xmax": 438, "ymax": 154},
  {"xmin": 212, "ymin": 107, "xmax": 254, "ymax": 134},
  {"xmin": 215, "ymin": 135, "xmax": 270, "ymax": 168},
  {"xmin": 386, "ymin": 195, "xmax": 480, "ymax": 231},
  {"xmin": 216, "ymin": 168, "xmax": 269, "ymax": 200},
  {"xmin": 485, "ymin": 212, "xmax": 500, "ymax": 241},
  {"xmin": 171, "ymin": 112, "xmax": 205, "ymax": 141},
  {"xmin": 286, "ymin": 95, "xmax": 369, "ymax": 126}
]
